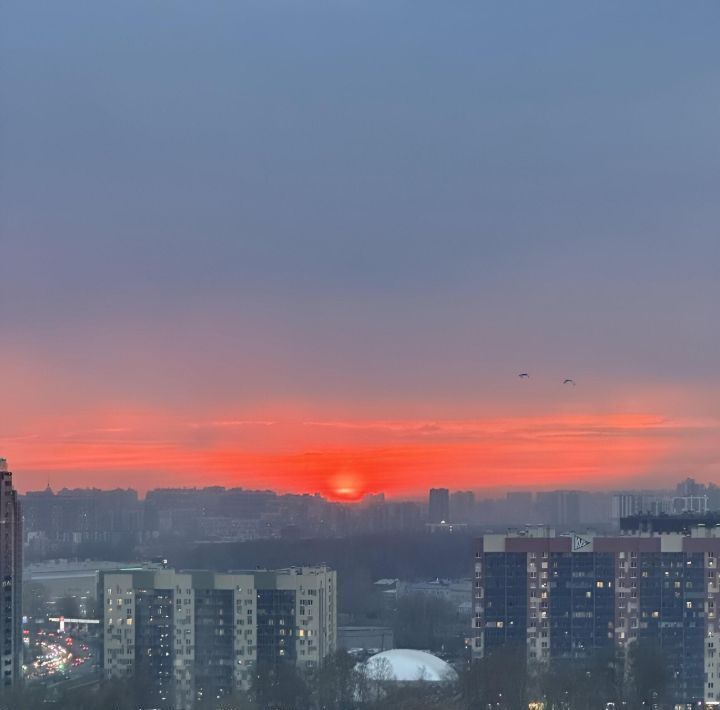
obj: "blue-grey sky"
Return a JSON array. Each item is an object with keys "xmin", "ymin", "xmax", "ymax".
[{"xmin": 2, "ymin": 1, "xmax": 720, "ymax": 494}]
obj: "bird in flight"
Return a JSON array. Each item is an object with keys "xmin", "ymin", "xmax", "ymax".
[
  {"xmin": 563, "ymin": 378, "xmax": 576, "ymax": 386},
  {"xmin": 518, "ymin": 373, "xmax": 530, "ymax": 379}
]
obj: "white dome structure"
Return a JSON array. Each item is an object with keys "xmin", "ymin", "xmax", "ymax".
[{"xmin": 363, "ymin": 649, "xmax": 458, "ymax": 683}]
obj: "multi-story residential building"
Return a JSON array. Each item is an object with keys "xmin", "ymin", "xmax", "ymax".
[
  {"xmin": 22, "ymin": 486, "xmax": 141, "ymax": 546},
  {"xmin": 471, "ymin": 526, "xmax": 720, "ymax": 705},
  {"xmin": 611, "ymin": 490, "xmax": 709, "ymax": 526},
  {"xmin": 620, "ymin": 513, "xmax": 720, "ymax": 536},
  {"xmin": 99, "ymin": 565, "xmax": 336, "ymax": 709},
  {"xmin": 505, "ymin": 491, "xmax": 534, "ymax": 524},
  {"xmin": 428, "ymin": 488, "xmax": 450, "ymax": 524},
  {"xmin": 0, "ymin": 459, "xmax": 22, "ymax": 689},
  {"xmin": 535, "ymin": 490, "xmax": 581, "ymax": 527},
  {"xmin": 450, "ymin": 491, "xmax": 476, "ymax": 524}
]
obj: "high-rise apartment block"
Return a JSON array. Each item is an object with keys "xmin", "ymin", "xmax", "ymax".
[
  {"xmin": 535, "ymin": 490, "xmax": 581, "ymax": 527},
  {"xmin": 0, "ymin": 459, "xmax": 22, "ymax": 688},
  {"xmin": 450, "ymin": 490, "xmax": 475, "ymax": 523},
  {"xmin": 472, "ymin": 526, "xmax": 720, "ymax": 705},
  {"xmin": 428, "ymin": 488, "xmax": 450, "ymax": 524},
  {"xmin": 99, "ymin": 565, "xmax": 336, "ymax": 709}
]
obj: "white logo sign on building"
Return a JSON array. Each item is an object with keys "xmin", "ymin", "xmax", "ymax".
[{"xmin": 572, "ymin": 533, "xmax": 593, "ymax": 552}]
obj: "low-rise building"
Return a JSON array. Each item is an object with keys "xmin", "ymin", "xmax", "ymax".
[{"xmin": 338, "ymin": 626, "xmax": 394, "ymax": 654}]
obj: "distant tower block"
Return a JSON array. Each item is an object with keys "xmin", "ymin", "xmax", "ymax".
[{"xmin": 428, "ymin": 488, "xmax": 450, "ymax": 523}]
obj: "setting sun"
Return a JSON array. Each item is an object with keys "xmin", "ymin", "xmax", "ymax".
[{"xmin": 326, "ymin": 470, "xmax": 366, "ymax": 501}]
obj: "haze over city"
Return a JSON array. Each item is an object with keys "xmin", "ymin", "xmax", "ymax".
[{"xmin": 2, "ymin": 1, "xmax": 720, "ymax": 499}]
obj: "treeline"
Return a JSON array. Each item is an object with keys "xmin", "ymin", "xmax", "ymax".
[
  {"xmin": 25, "ymin": 536, "xmax": 139, "ymax": 563},
  {"xmin": 0, "ymin": 654, "xmax": 451, "ymax": 710},
  {"xmin": 393, "ymin": 594, "xmax": 466, "ymax": 654},
  {"xmin": 177, "ymin": 531, "xmax": 473, "ymax": 579},
  {"xmin": 28, "ymin": 530, "xmax": 476, "ymax": 579},
  {"xmin": 458, "ymin": 641, "xmax": 674, "ymax": 710},
  {"xmin": 2, "ymin": 641, "xmax": 677, "ymax": 710}
]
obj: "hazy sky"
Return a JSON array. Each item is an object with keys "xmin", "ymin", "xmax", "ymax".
[{"xmin": 2, "ymin": 1, "xmax": 719, "ymax": 497}]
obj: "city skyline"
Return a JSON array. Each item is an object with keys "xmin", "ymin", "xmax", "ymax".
[
  {"xmin": 10, "ymin": 461, "xmax": 720, "ymax": 504},
  {"xmin": 3, "ymin": 2, "xmax": 720, "ymax": 497}
]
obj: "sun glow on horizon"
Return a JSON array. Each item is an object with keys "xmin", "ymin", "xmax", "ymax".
[
  {"xmin": 2, "ymin": 400, "xmax": 718, "ymax": 496},
  {"xmin": 324, "ymin": 470, "xmax": 366, "ymax": 501}
]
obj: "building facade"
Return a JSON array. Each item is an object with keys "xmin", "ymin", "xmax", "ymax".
[
  {"xmin": 0, "ymin": 460, "xmax": 22, "ymax": 689},
  {"xmin": 99, "ymin": 565, "xmax": 336, "ymax": 709},
  {"xmin": 472, "ymin": 526, "xmax": 720, "ymax": 705}
]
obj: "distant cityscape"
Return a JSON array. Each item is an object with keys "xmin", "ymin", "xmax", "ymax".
[{"xmin": 18, "ymin": 475, "xmax": 719, "ymax": 557}]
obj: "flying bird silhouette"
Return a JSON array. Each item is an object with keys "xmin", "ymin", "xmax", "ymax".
[
  {"xmin": 518, "ymin": 373, "xmax": 530, "ymax": 379},
  {"xmin": 563, "ymin": 378, "xmax": 576, "ymax": 386}
]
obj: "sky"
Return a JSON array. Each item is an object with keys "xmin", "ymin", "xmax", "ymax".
[{"xmin": 1, "ymin": 1, "xmax": 720, "ymax": 498}]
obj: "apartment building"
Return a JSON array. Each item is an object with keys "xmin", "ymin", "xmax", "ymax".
[
  {"xmin": 99, "ymin": 565, "xmax": 336, "ymax": 709},
  {"xmin": 472, "ymin": 526, "xmax": 720, "ymax": 704},
  {"xmin": 0, "ymin": 460, "xmax": 22, "ymax": 689}
]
